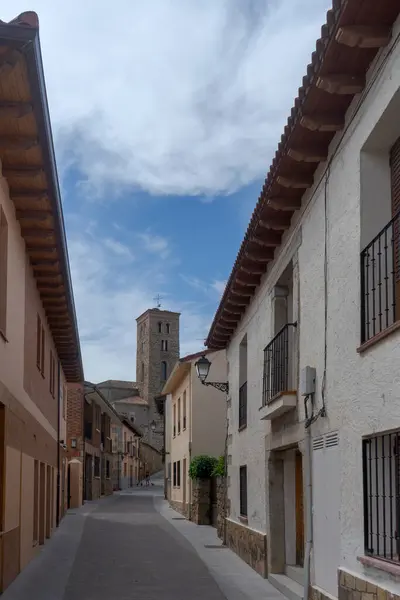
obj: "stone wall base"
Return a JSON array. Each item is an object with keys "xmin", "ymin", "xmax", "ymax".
[
  {"xmin": 310, "ymin": 585, "xmax": 337, "ymax": 600},
  {"xmin": 337, "ymin": 568, "xmax": 397, "ymax": 600},
  {"xmin": 225, "ymin": 518, "xmax": 267, "ymax": 578},
  {"xmin": 169, "ymin": 500, "xmax": 189, "ymax": 519}
]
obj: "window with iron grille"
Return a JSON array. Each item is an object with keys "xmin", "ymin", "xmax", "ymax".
[
  {"xmin": 262, "ymin": 323, "xmax": 296, "ymax": 405},
  {"xmin": 239, "ymin": 465, "xmax": 247, "ymax": 517},
  {"xmin": 94, "ymin": 456, "xmax": 100, "ymax": 478},
  {"xmin": 177, "ymin": 460, "xmax": 181, "ymax": 487},
  {"xmin": 238, "ymin": 382, "xmax": 247, "ymax": 429},
  {"xmin": 363, "ymin": 431, "xmax": 400, "ymax": 563},
  {"xmin": 173, "ymin": 462, "xmax": 177, "ymax": 486},
  {"xmin": 106, "ymin": 460, "xmax": 110, "ymax": 479}
]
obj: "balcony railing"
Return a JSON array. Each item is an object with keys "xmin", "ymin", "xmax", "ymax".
[
  {"xmin": 262, "ymin": 323, "xmax": 297, "ymax": 406},
  {"xmin": 239, "ymin": 381, "xmax": 247, "ymax": 429},
  {"xmin": 361, "ymin": 214, "xmax": 400, "ymax": 343}
]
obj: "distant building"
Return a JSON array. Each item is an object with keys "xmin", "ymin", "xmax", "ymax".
[{"xmin": 162, "ymin": 349, "xmax": 227, "ymax": 519}]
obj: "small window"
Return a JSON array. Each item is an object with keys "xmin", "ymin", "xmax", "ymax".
[
  {"xmin": 177, "ymin": 460, "xmax": 181, "ymax": 487},
  {"xmin": 239, "ymin": 465, "xmax": 248, "ymax": 517},
  {"xmin": 173, "ymin": 462, "xmax": 177, "ymax": 486},
  {"xmin": 141, "ymin": 362, "xmax": 145, "ymax": 382},
  {"xmin": 106, "ymin": 460, "xmax": 110, "ymax": 479},
  {"xmin": 183, "ymin": 390, "xmax": 187, "ymax": 430},
  {"xmin": 49, "ymin": 351, "xmax": 56, "ymax": 398},
  {"xmin": 0, "ymin": 207, "xmax": 8, "ymax": 337},
  {"xmin": 161, "ymin": 340, "xmax": 168, "ymax": 351},
  {"xmin": 158, "ymin": 322, "xmax": 162, "ymax": 333},
  {"xmin": 363, "ymin": 431, "xmax": 400, "ymax": 563},
  {"xmin": 239, "ymin": 382, "xmax": 247, "ymax": 429},
  {"xmin": 94, "ymin": 456, "xmax": 100, "ymax": 478},
  {"xmin": 36, "ymin": 316, "xmax": 45, "ymax": 376},
  {"xmin": 166, "ymin": 323, "xmax": 170, "ymax": 334},
  {"xmin": 178, "ymin": 397, "xmax": 181, "ymax": 434},
  {"xmin": 161, "ymin": 361, "xmax": 167, "ymax": 381}
]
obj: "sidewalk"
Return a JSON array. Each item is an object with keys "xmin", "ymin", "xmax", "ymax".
[{"xmin": 154, "ymin": 496, "xmax": 286, "ymax": 600}]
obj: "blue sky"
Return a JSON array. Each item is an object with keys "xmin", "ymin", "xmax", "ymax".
[{"xmin": 3, "ymin": 0, "xmax": 331, "ymax": 381}]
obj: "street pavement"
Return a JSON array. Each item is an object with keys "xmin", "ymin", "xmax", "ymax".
[{"xmin": 2, "ymin": 475, "xmax": 285, "ymax": 600}]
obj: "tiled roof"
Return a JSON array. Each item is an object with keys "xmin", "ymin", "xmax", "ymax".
[{"xmin": 206, "ymin": 0, "xmax": 400, "ymax": 349}]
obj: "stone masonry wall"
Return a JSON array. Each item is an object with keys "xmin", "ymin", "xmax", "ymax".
[
  {"xmin": 136, "ymin": 309, "xmax": 180, "ymax": 450},
  {"xmin": 225, "ymin": 518, "xmax": 267, "ymax": 578},
  {"xmin": 191, "ymin": 479, "xmax": 211, "ymax": 525},
  {"xmin": 336, "ymin": 569, "xmax": 399, "ymax": 600},
  {"xmin": 217, "ymin": 476, "xmax": 226, "ymax": 539}
]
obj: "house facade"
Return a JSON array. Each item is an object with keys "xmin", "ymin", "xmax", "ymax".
[
  {"xmin": 0, "ymin": 12, "xmax": 83, "ymax": 592},
  {"xmin": 83, "ymin": 383, "xmax": 117, "ymax": 501},
  {"xmin": 163, "ymin": 349, "xmax": 227, "ymax": 518},
  {"xmin": 206, "ymin": 1, "xmax": 400, "ymax": 599}
]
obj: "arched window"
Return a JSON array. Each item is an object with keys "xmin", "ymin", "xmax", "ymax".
[
  {"xmin": 161, "ymin": 361, "xmax": 167, "ymax": 381},
  {"xmin": 166, "ymin": 323, "xmax": 170, "ymax": 334}
]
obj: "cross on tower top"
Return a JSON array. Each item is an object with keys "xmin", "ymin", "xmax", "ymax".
[{"xmin": 154, "ymin": 294, "xmax": 163, "ymax": 309}]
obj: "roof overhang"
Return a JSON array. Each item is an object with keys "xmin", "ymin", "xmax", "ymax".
[
  {"xmin": 0, "ymin": 12, "xmax": 83, "ymax": 381},
  {"xmin": 206, "ymin": 0, "xmax": 400, "ymax": 350},
  {"xmin": 161, "ymin": 360, "xmax": 191, "ymax": 395}
]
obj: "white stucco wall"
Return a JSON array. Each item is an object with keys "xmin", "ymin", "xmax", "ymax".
[{"xmin": 226, "ymin": 13, "xmax": 400, "ymax": 594}]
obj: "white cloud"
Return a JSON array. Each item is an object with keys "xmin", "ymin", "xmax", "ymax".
[
  {"xmin": 211, "ymin": 280, "xmax": 227, "ymax": 296},
  {"xmin": 67, "ymin": 230, "xmax": 209, "ymax": 381},
  {"xmin": 103, "ymin": 238, "xmax": 135, "ymax": 261},
  {"xmin": 3, "ymin": 0, "xmax": 331, "ymax": 197},
  {"xmin": 138, "ymin": 232, "xmax": 170, "ymax": 259},
  {"xmin": 181, "ymin": 274, "xmax": 227, "ymax": 299}
]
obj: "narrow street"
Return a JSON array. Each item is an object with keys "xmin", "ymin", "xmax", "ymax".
[{"xmin": 2, "ymin": 475, "xmax": 284, "ymax": 600}]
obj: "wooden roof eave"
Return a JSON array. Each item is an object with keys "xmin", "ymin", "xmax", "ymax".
[
  {"xmin": 0, "ymin": 16, "xmax": 84, "ymax": 382},
  {"xmin": 206, "ymin": 0, "xmax": 400, "ymax": 349}
]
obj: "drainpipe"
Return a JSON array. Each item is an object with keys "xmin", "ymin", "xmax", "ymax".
[
  {"xmin": 303, "ymin": 413, "xmax": 313, "ymax": 600},
  {"xmin": 56, "ymin": 360, "xmax": 61, "ymax": 526}
]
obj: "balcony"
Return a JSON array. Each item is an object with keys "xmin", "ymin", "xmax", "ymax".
[
  {"xmin": 361, "ymin": 214, "xmax": 400, "ymax": 346},
  {"xmin": 260, "ymin": 323, "xmax": 297, "ymax": 421}
]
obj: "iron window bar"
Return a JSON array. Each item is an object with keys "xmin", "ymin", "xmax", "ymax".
[
  {"xmin": 239, "ymin": 381, "xmax": 247, "ymax": 429},
  {"xmin": 262, "ymin": 322, "xmax": 297, "ymax": 406},
  {"xmin": 362, "ymin": 431, "xmax": 400, "ymax": 563},
  {"xmin": 361, "ymin": 211, "xmax": 400, "ymax": 344}
]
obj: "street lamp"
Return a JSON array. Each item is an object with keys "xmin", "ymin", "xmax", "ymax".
[{"xmin": 194, "ymin": 355, "xmax": 229, "ymax": 394}]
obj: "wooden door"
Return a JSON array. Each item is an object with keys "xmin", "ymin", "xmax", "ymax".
[
  {"xmin": 295, "ymin": 451, "xmax": 304, "ymax": 566},
  {"xmin": 391, "ymin": 138, "xmax": 400, "ymax": 322}
]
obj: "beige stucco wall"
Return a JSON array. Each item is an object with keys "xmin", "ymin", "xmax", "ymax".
[
  {"xmin": 191, "ymin": 350, "xmax": 227, "ymax": 459},
  {"xmin": 170, "ymin": 369, "xmax": 190, "ymax": 505}
]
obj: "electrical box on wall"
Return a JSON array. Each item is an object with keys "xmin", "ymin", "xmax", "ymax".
[{"xmin": 300, "ymin": 366, "xmax": 316, "ymax": 396}]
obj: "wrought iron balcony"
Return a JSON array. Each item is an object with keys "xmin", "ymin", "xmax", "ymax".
[
  {"xmin": 361, "ymin": 214, "xmax": 400, "ymax": 343},
  {"xmin": 262, "ymin": 323, "xmax": 297, "ymax": 406}
]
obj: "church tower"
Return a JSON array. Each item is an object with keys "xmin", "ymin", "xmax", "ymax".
[{"xmin": 136, "ymin": 308, "xmax": 180, "ymax": 450}]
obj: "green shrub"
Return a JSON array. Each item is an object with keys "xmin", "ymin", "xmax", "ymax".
[
  {"xmin": 189, "ymin": 455, "xmax": 218, "ymax": 480},
  {"xmin": 212, "ymin": 455, "xmax": 225, "ymax": 477}
]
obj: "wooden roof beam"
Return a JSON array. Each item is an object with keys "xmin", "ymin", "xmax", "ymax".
[
  {"xmin": 267, "ymin": 197, "xmax": 302, "ymax": 211},
  {"xmin": 316, "ymin": 74, "xmax": 365, "ymax": 95},
  {"xmin": 224, "ymin": 304, "xmax": 245, "ymax": 315},
  {"xmin": 240, "ymin": 261, "xmax": 265, "ymax": 275},
  {"xmin": 300, "ymin": 113, "xmax": 344, "ymax": 132},
  {"xmin": 0, "ymin": 136, "xmax": 38, "ymax": 151},
  {"xmin": 245, "ymin": 247, "xmax": 274, "ymax": 262},
  {"xmin": 335, "ymin": 25, "xmax": 391, "ymax": 49},
  {"xmin": 22, "ymin": 230, "xmax": 54, "ymax": 240},
  {"xmin": 2, "ymin": 166, "xmax": 44, "ymax": 179},
  {"xmin": 0, "ymin": 101, "xmax": 33, "ymax": 118},
  {"xmin": 250, "ymin": 230, "xmax": 282, "ymax": 246},
  {"xmin": 215, "ymin": 324, "xmax": 234, "ymax": 334},
  {"xmin": 0, "ymin": 49, "xmax": 22, "ymax": 76},
  {"xmin": 236, "ymin": 275, "xmax": 260, "ymax": 287},
  {"xmin": 228, "ymin": 294, "xmax": 249, "ymax": 307},
  {"xmin": 232, "ymin": 285, "xmax": 253, "ymax": 297},
  {"xmin": 277, "ymin": 175, "xmax": 313, "ymax": 189},
  {"xmin": 258, "ymin": 214, "xmax": 291, "ymax": 231},
  {"xmin": 31, "ymin": 259, "xmax": 59, "ymax": 268},
  {"xmin": 288, "ymin": 145, "xmax": 328, "ymax": 163},
  {"xmin": 220, "ymin": 316, "xmax": 239, "ymax": 325}
]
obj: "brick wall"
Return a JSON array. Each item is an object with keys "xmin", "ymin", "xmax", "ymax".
[{"xmin": 66, "ymin": 382, "xmax": 84, "ymax": 461}]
